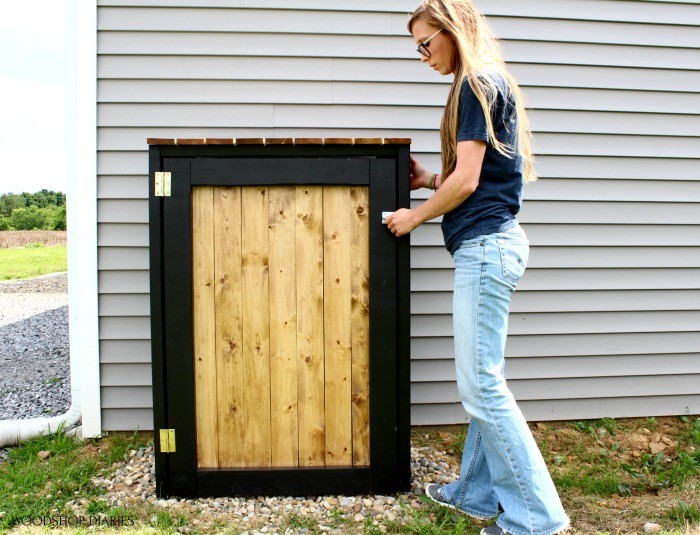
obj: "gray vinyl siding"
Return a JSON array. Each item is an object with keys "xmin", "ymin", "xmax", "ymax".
[{"xmin": 96, "ymin": 0, "xmax": 700, "ymax": 431}]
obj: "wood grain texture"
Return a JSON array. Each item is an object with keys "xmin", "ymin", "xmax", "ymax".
[
  {"xmin": 241, "ymin": 187, "xmax": 272, "ymax": 467},
  {"xmin": 214, "ymin": 187, "xmax": 245, "ymax": 467},
  {"xmin": 350, "ymin": 186, "xmax": 370, "ymax": 466},
  {"xmin": 295, "ymin": 186, "xmax": 326, "ymax": 466},
  {"xmin": 269, "ymin": 187, "xmax": 299, "ymax": 467},
  {"xmin": 147, "ymin": 138, "xmax": 411, "ymax": 145},
  {"xmin": 323, "ymin": 186, "xmax": 353, "ymax": 466},
  {"xmin": 192, "ymin": 186, "xmax": 218, "ymax": 468}
]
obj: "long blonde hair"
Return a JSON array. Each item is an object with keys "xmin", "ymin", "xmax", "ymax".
[{"xmin": 408, "ymin": 0, "xmax": 536, "ymax": 182}]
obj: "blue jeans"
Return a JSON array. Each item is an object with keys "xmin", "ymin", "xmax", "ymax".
[{"xmin": 441, "ymin": 225, "xmax": 569, "ymax": 535}]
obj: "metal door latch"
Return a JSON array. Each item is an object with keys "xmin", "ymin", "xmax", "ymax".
[{"xmin": 381, "ymin": 211, "xmax": 394, "ymax": 224}]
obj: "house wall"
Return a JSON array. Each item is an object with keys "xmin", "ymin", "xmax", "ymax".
[{"xmin": 96, "ymin": 0, "xmax": 700, "ymax": 430}]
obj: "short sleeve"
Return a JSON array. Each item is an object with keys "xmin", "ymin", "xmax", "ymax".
[{"xmin": 457, "ymin": 79, "xmax": 489, "ymax": 143}]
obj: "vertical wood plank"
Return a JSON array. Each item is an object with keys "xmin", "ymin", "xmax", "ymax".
[
  {"xmin": 192, "ymin": 186, "xmax": 218, "ymax": 468},
  {"xmin": 241, "ymin": 187, "xmax": 271, "ymax": 467},
  {"xmin": 350, "ymin": 186, "xmax": 370, "ymax": 466},
  {"xmin": 323, "ymin": 186, "xmax": 353, "ymax": 466},
  {"xmin": 269, "ymin": 187, "xmax": 299, "ymax": 467},
  {"xmin": 296, "ymin": 186, "xmax": 326, "ymax": 466},
  {"xmin": 214, "ymin": 187, "xmax": 245, "ymax": 467}
]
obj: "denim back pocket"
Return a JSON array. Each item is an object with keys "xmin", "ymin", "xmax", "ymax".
[{"xmin": 496, "ymin": 239, "xmax": 529, "ymax": 285}]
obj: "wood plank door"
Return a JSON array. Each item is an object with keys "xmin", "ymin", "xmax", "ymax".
[
  {"xmin": 191, "ymin": 185, "xmax": 371, "ymax": 470},
  {"xmin": 151, "ymin": 150, "xmax": 410, "ymax": 498}
]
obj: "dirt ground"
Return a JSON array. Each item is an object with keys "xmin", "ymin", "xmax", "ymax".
[{"xmin": 415, "ymin": 416, "xmax": 700, "ymax": 534}]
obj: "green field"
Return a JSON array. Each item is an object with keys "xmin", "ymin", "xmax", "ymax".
[{"xmin": 0, "ymin": 244, "xmax": 68, "ymax": 280}]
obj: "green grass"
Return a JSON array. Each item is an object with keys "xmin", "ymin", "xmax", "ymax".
[
  {"xmin": 0, "ymin": 243, "xmax": 67, "ymax": 280},
  {"xmin": 0, "ymin": 426, "xmax": 150, "ymax": 533},
  {"xmin": 666, "ymin": 501, "xmax": 700, "ymax": 525},
  {"xmin": 620, "ymin": 418, "xmax": 700, "ymax": 493},
  {"xmin": 283, "ymin": 512, "xmax": 321, "ymax": 532},
  {"xmin": 544, "ymin": 417, "xmax": 700, "ymax": 498},
  {"xmin": 393, "ymin": 497, "xmax": 482, "ymax": 534},
  {"xmin": 1, "ymin": 418, "xmax": 698, "ymax": 534},
  {"xmin": 147, "ymin": 510, "xmax": 188, "ymax": 531}
]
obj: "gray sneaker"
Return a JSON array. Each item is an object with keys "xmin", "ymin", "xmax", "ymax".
[
  {"xmin": 481, "ymin": 525, "xmax": 508, "ymax": 535},
  {"xmin": 424, "ymin": 483, "xmax": 456, "ymax": 511}
]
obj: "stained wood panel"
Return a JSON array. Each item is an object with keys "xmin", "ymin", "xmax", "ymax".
[
  {"xmin": 295, "ymin": 186, "xmax": 326, "ymax": 467},
  {"xmin": 323, "ymin": 186, "xmax": 353, "ymax": 466},
  {"xmin": 241, "ymin": 187, "xmax": 272, "ymax": 467},
  {"xmin": 350, "ymin": 186, "xmax": 370, "ymax": 466},
  {"xmin": 192, "ymin": 185, "xmax": 370, "ymax": 469},
  {"xmin": 192, "ymin": 186, "xmax": 217, "ymax": 468},
  {"xmin": 269, "ymin": 187, "xmax": 298, "ymax": 467},
  {"xmin": 214, "ymin": 187, "xmax": 244, "ymax": 468}
]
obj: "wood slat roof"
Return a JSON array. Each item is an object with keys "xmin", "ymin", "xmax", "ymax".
[{"xmin": 147, "ymin": 137, "xmax": 411, "ymax": 145}]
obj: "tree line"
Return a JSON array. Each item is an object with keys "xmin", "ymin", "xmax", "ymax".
[{"xmin": 0, "ymin": 190, "xmax": 67, "ymax": 231}]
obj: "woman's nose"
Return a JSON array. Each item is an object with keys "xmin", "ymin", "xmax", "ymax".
[{"xmin": 420, "ymin": 54, "xmax": 428, "ymax": 63}]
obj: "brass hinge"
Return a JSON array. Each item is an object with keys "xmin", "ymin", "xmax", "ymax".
[
  {"xmin": 155, "ymin": 172, "xmax": 171, "ymax": 197},
  {"xmin": 159, "ymin": 429, "xmax": 176, "ymax": 453}
]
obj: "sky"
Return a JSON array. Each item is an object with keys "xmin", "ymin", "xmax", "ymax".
[{"xmin": 0, "ymin": 1, "xmax": 66, "ymax": 195}]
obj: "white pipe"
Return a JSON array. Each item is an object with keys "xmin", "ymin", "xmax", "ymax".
[
  {"xmin": 0, "ymin": 404, "xmax": 82, "ymax": 448},
  {"xmin": 0, "ymin": 278, "xmax": 84, "ymax": 448},
  {"xmin": 0, "ymin": 283, "xmax": 84, "ymax": 448}
]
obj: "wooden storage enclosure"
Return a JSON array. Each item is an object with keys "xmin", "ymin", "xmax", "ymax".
[{"xmin": 148, "ymin": 138, "xmax": 411, "ymax": 498}]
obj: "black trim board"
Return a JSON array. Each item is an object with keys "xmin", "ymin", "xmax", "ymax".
[
  {"xmin": 148, "ymin": 146, "xmax": 170, "ymax": 498},
  {"xmin": 161, "ymin": 157, "xmax": 197, "ymax": 497},
  {"xmin": 198, "ymin": 467, "xmax": 371, "ymax": 498},
  {"xmin": 192, "ymin": 158, "xmax": 369, "ymax": 186}
]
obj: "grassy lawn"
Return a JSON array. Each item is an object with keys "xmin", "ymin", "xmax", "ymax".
[
  {"xmin": 0, "ymin": 417, "xmax": 698, "ymax": 534},
  {"xmin": 0, "ymin": 428, "xmax": 150, "ymax": 534},
  {"xmin": 0, "ymin": 244, "xmax": 67, "ymax": 281}
]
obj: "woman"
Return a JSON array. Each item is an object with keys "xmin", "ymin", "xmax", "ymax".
[{"xmin": 385, "ymin": 2, "xmax": 570, "ymax": 534}]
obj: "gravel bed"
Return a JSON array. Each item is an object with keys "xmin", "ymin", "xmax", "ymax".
[
  {"xmin": 0, "ymin": 272, "xmax": 71, "ymax": 463},
  {"xmin": 83, "ymin": 444, "xmax": 460, "ymax": 534},
  {"xmin": 0, "ymin": 272, "xmax": 464, "ymax": 533}
]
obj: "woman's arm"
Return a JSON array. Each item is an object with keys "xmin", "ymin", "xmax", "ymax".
[{"xmin": 387, "ymin": 139, "xmax": 486, "ymax": 237}]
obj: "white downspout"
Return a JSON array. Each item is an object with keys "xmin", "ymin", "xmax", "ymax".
[
  {"xmin": 0, "ymin": 0, "xmax": 99, "ymax": 447},
  {"xmin": 0, "ymin": 298, "xmax": 83, "ymax": 445},
  {"xmin": 0, "ymin": 406, "xmax": 82, "ymax": 448}
]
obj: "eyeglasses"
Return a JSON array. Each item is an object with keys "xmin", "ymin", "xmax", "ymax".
[{"xmin": 417, "ymin": 28, "xmax": 443, "ymax": 58}]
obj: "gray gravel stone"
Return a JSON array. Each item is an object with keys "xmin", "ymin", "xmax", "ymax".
[
  {"xmin": 0, "ymin": 272, "xmax": 71, "ymax": 462},
  {"xmin": 84, "ymin": 444, "xmax": 461, "ymax": 534}
]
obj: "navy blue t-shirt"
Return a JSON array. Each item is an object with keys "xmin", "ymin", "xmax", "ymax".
[{"xmin": 441, "ymin": 73, "xmax": 524, "ymax": 254}]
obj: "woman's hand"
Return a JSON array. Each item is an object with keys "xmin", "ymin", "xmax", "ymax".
[
  {"xmin": 386, "ymin": 208, "xmax": 421, "ymax": 237},
  {"xmin": 409, "ymin": 155, "xmax": 431, "ymax": 190}
]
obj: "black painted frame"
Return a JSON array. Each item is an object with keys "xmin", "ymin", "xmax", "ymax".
[{"xmin": 149, "ymin": 143, "xmax": 411, "ymax": 498}]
